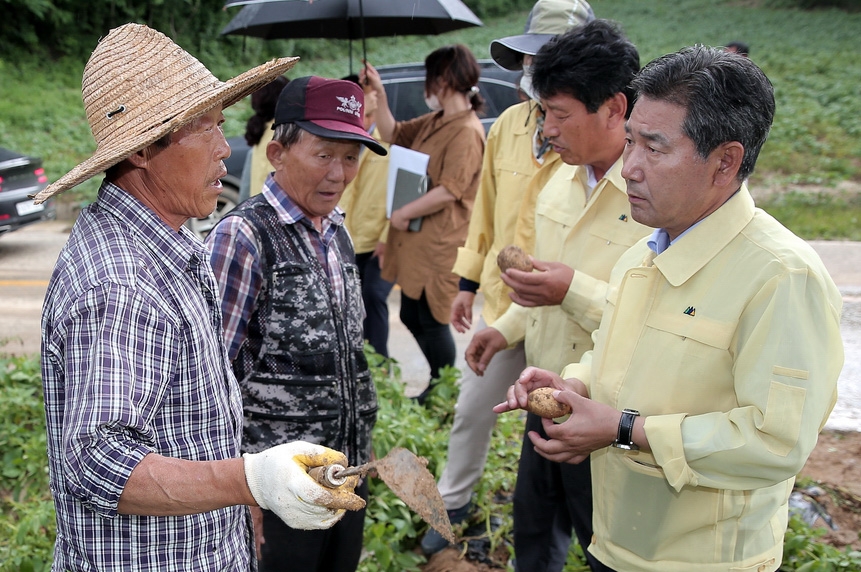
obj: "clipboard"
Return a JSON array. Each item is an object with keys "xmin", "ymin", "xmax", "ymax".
[{"xmin": 386, "ymin": 145, "xmax": 429, "ymax": 232}]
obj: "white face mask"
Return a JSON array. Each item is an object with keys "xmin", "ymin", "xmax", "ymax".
[
  {"xmin": 519, "ymin": 64, "xmax": 538, "ymax": 102},
  {"xmin": 424, "ymin": 92, "xmax": 442, "ymax": 112}
]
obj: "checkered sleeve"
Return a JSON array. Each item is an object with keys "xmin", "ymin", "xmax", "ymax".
[
  {"xmin": 206, "ymin": 216, "xmax": 263, "ymax": 361},
  {"xmin": 60, "ymin": 281, "xmax": 179, "ymax": 515}
]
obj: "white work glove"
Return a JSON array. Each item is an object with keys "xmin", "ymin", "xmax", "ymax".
[{"xmin": 243, "ymin": 441, "xmax": 365, "ymax": 530}]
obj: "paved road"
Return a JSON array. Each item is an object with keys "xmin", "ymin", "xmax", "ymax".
[{"xmin": 1, "ymin": 221, "xmax": 858, "ymax": 431}]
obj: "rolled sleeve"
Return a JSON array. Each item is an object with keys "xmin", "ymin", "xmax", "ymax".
[
  {"xmin": 644, "ymin": 413, "xmax": 692, "ymax": 492},
  {"xmin": 437, "ymin": 131, "xmax": 485, "ymax": 201},
  {"xmin": 452, "ymin": 246, "xmax": 485, "ymax": 282},
  {"xmin": 491, "ymin": 302, "xmax": 528, "ymax": 346}
]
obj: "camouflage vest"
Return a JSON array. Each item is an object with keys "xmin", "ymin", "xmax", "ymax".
[{"xmin": 225, "ymin": 197, "xmax": 376, "ymax": 466}]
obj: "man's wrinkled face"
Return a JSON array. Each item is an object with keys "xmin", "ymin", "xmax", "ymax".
[
  {"xmin": 622, "ymin": 96, "xmax": 727, "ymax": 240},
  {"xmin": 539, "ymin": 92, "xmax": 606, "ymax": 166},
  {"xmin": 145, "ymin": 106, "xmax": 230, "ymax": 227},
  {"xmin": 269, "ymin": 130, "xmax": 360, "ymax": 223}
]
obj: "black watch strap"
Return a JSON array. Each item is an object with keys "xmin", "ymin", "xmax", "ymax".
[{"xmin": 612, "ymin": 408, "xmax": 640, "ymax": 451}]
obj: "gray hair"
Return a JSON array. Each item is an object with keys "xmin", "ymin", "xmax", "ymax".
[
  {"xmin": 630, "ymin": 46, "xmax": 775, "ymax": 181},
  {"xmin": 272, "ymin": 122, "xmax": 304, "ymax": 149}
]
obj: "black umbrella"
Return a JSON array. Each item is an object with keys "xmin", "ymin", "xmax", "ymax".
[{"xmin": 222, "ymin": 0, "xmax": 483, "ymax": 73}]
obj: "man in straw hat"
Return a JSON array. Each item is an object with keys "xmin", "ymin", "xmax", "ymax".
[
  {"xmin": 36, "ymin": 24, "xmax": 363, "ymax": 572},
  {"xmin": 206, "ymin": 76, "xmax": 386, "ymax": 572},
  {"xmin": 420, "ymin": 0, "xmax": 594, "ymax": 558}
]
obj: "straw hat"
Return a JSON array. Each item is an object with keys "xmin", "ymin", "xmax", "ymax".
[{"xmin": 31, "ymin": 23, "xmax": 298, "ymax": 204}]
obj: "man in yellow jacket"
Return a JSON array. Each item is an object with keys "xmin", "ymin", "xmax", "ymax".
[
  {"xmin": 466, "ymin": 21, "xmax": 651, "ymax": 571},
  {"xmin": 420, "ymin": 0, "xmax": 590, "ymax": 558},
  {"xmin": 495, "ymin": 47, "xmax": 844, "ymax": 571},
  {"xmin": 339, "ymin": 77, "xmax": 393, "ymax": 357}
]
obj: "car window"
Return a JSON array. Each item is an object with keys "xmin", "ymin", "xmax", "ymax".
[
  {"xmin": 383, "ymin": 77, "xmax": 520, "ymax": 133},
  {"xmin": 383, "ymin": 80, "xmax": 428, "ymax": 124},
  {"xmin": 478, "ymin": 79, "xmax": 523, "ymax": 121}
]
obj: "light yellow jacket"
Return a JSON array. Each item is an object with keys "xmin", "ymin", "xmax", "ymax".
[
  {"xmin": 451, "ymin": 101, "xmax": 562, "ymax": 325},
  {"xmin": 492, "ymin": 158, "xmax": 650, "ymax": 372},
  {"xmin": 248, "ymin": 120, "xmax": 274, "ymax": 197},
  {"xmin": 561, "ymin": 186, "xmax": 844, "ymax": 572},
  {"xmin": 339, "ymin": 127, "xmax": 391, "ymax": 255}
]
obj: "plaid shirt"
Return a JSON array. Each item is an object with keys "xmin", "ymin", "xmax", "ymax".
[
  {"xmin": 41, "ymin": 182, "xmax": 252, "ymax": 571},
  {"xmin": 206, "ymin": 175, "xmax": 347, "ymax": 360}
]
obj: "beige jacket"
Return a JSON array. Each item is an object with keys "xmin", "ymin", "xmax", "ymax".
[{"xmin": 562, "ymin": 186, "xmax": 843, "ymax": 571}]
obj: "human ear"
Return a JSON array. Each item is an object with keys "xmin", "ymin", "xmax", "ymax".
[
  {"xmin": 713, "ymin": 142, "xmax": 744, "ymax": 186},
  {"xmin": 266, "ymin": 140, "xmax": 284, "ymax": 169},
  {"xmin": 604, "ymin": 92, "xmax": 629, "ymax": 127},
  {"xmin": 126, "ymin": 147, "xmax": 150, "ymax": 169}
]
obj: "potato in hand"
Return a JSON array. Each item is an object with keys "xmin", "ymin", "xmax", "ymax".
[
  {"xmin": 497, "ymin": 245, "xmax": 533, "ymax": 273},
  {"xmin": 526, "ymin": 387, "xmax": 572, "ymax": 419}
]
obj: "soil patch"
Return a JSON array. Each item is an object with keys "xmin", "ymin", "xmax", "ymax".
[{"xmin": 796, "ymin": 430, "xmax": 861, "ymax": 551}]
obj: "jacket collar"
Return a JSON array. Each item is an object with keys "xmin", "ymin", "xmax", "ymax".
[
  {"xmin": 652, "ymin": 184, "xmax": 755, "ymax": 286},
  {"xmin": 570, "ymin": 154, "xmax": 627, "ymax": 199}
]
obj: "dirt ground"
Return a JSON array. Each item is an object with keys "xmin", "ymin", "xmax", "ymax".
[
  {"xmin": 421, "ymin": 429, "xmax": 861, "ymax": 572},
  {"xmin": 794, "ymin": 430, "xmax": 861, "ymax": 551}
]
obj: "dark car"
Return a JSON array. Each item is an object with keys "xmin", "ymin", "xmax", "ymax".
[
  {"xmin": 376, "ymin": 59, "xmax": 522, "ymax": 133},
  {"xmin": 186, "ymin": 60, "xmax": 522, "ymax": 239},
  {"xmin": 0, "ymin": 147, "xmax": 56, "ymax": 235}
]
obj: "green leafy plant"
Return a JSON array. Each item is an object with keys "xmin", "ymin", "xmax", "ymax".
[
  {"xmin": 0, "ymin": 355, "xmax": 55, "ymax": 572},
  {"xmin": 1, "ymin": 351, "xmax": 858, "ymax": 572},
  {"xmin": 781, "ymin": 515, "xmax": 861, "ymax": 571}
]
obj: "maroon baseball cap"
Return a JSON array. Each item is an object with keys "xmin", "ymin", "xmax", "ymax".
[{"xmin": 273, "ymin": 75, "xmax": 387, "ymax": 156}]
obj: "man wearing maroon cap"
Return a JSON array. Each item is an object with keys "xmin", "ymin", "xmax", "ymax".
[{"xmin": 206, "ymin": 76, "xmax": 386, "ymax": 572}]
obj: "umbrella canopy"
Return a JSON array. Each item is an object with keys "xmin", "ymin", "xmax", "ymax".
[{"xmin": 221, "ymin": 0, "xmax": 483, "ymax": 41}]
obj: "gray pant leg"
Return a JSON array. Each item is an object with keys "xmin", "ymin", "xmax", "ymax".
[{"xmin": 437, "ymin": 317, "xmax": 527, "ymax": 509}]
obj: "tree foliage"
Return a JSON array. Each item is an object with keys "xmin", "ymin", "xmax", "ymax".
[{"xmin": 0, "ymin": 0, "xmax": 535, "ymax": 61}]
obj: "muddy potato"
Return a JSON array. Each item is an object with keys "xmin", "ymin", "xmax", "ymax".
[
  {"xmin": 497, "ymin": 244, "xmax": 533, "ymax": 273},
  {"xmin": 526, "ymin": 387, "xmax": 572, "ymax": 419}
]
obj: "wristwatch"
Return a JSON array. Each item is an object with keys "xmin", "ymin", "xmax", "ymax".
[{"xmin": 612, "ymin": 408, "xmax": 640, "ymax": 451}]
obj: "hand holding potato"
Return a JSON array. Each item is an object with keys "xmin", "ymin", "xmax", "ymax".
[
  {"xmin": 493, "ymin": 366, "xmax": 566, "ymax": 414},
  {"xmin": 529, "ymin": 393, "xmax": 641, "ymax": 464},
  {"xmin": 494, "ymin": 369, "xmax": 648, "ymax": 463},
  {"xmin": 500, "ymin": 258, "xmax": 575, "ymax": 308}
]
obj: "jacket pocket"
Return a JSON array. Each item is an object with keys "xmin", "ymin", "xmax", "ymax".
[{"xmin": 589, "ymin": 215, "xmax": 648, "ymax": 247}]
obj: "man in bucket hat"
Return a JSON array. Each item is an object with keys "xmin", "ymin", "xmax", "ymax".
[
  {"xmin": 206, "ymin": 76, "xmax": 386, "ymax": 572},
  {"xmin": 476, "ymin": 20, "xmax": 647, "ymax": 571},
  {"xmin": 420, "ymin": 0, "xmax": 594, "ymax": 559},
  {"xmin": 37, "ymin": 24, "xmax": 363, "ymax": 572}
]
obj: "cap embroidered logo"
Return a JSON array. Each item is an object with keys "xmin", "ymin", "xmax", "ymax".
[{"xmin": 336, "ymin": 95, "xmax": 363, "ymax": 118}]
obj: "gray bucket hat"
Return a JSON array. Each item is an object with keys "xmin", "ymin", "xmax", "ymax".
[{"xmin": 490, "ymin": 0, "xmax": 595, "ymax": 71}]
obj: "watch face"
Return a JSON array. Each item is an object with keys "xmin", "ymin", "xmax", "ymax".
[{"xmin": 612, "ymin": 442, "xmax": 639, "ymax": 451}]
